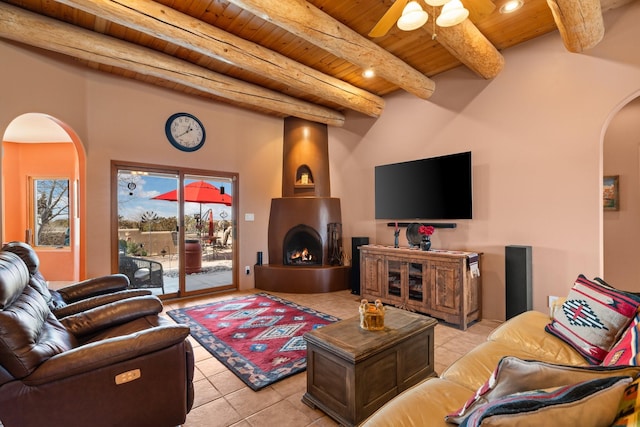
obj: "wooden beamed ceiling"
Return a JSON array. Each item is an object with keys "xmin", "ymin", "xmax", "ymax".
[{"xmin": 0, "ymin": 0, "xmax": 633, "ymax": 126}]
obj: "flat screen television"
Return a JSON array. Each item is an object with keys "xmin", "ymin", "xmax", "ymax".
[{"xmin": 375, "ymin": 151, "xmax": 472, "ymax": 220}]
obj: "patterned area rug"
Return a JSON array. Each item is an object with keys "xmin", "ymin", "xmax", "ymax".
[{"xmin": 167, "ymin": 292, "xmax": 339, "ymax": 390}]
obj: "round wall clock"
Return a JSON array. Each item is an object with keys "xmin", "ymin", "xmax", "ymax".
[{"xmin": 165, "ymin": 112, "xmax": 206, "ymax": 152}]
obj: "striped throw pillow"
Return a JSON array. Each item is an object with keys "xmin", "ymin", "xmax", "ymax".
[{"xmin": 545, "ymin": 274, "xmax": 640, "ymax": 364}]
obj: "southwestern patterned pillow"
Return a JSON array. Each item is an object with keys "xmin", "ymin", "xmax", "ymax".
[
  {"xmin": 445, "ymin": 356, "xmax": 640, "ymax": 425},
  {"xmin": 612, "ymin": 377, "xmax": 640, "ymax": 426},
  {"xmin": 545, "ymin": 274, "xmax": 640, "ymax": 364},
  {"xmin": 458, "ymin": 376, "xmax": 632, "ymax": 427},
  {"xmin": 603, "ymin": 313, "xmax": 640, "ymax": 366}
]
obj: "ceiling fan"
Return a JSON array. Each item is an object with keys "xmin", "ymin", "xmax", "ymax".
[{"xmin": 368, "ymin": 0, "xmax": 496, "ymax": 38}]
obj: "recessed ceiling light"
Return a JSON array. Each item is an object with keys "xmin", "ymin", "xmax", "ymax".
[
  {"xmin": 500, "ymin": 0, "xmax": 524, "ymax": 14},
  {"xmin": 362, "ymin": 68, "xmax": 375, "ymax": 78}
]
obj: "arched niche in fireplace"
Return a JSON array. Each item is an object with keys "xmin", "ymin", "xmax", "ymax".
[
  {"xmin": 283, "ymin": 224, "xmax": 323, "ymax": 266},
  {"xmin": 294, "ymin": 165, "xmax": 314, "ymax": 189}
]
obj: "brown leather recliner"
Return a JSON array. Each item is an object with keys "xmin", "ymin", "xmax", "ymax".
[
  {"xmin": 0, "ymin": 251, "xmax": 195, "ymax": 427},
  {"xmin": 1, "ymin": 241, "xmax": 151, "ymax": 318}
]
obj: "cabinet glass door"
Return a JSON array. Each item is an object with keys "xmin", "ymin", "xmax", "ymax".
[
  {"xmin": 408, "ymin": 262, "xmax": 423, "ymax": 302},
  {"xmin": 387, "ymin": 259, "xmax": 402, "ymax": 298}
]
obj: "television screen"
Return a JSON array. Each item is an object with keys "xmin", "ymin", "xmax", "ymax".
[{"xmin": 375, "ymin": 151, "xmax": 472, "ymax": 220}]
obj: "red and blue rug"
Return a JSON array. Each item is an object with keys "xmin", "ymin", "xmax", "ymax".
[{"xmin": 167, "ymin": 292, "xmax": 339, "ymax": 390}]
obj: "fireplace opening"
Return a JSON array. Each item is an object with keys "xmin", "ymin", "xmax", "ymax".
[{"xmin": 283, "ymin": 224, "xmax": 322, "ymax": 266}]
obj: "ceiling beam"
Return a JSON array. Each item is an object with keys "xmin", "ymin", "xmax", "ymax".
[
  {"xmin": 423, "ymin": 9, "xmax": 504, "ymax": 79},
  {"xmin": 547, "ymin": 0, "xmax": 605, "ymax": 52},
  {"xmin": 54, "ymin": 0, "xmax": 385, "ymax": 118},
  {"xmin": 0, "ymin": 3, "xmax": 345, "ymax": 126},
  {"xmin": 226, "ymin": 0, "xmax": 437, "ymax": 99}
]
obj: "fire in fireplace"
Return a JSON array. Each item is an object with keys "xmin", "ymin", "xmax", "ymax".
[
  {"xmin": 283, "ymin": 224, "xmax": 322, "ymax": 266},
  {"xmin": 289, "ymin": 248, "xmax": 314, "ymax": 264}
]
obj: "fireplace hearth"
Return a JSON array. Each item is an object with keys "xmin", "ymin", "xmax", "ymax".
[{"xmin": 255, "ymin": 117, "xmax": 350, "ymax": 294}]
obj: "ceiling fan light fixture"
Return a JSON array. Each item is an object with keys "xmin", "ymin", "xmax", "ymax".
[
  {"xmin": 397, "ymin": 1, "xmax": 429, "ymax": 31},
  {"xmin": 435, "ymin": 0, "xmax": 469, "ymax": 27},
  {"xmin": 499, "ymin": 0, "xmax": 524, "ymax": 13}
]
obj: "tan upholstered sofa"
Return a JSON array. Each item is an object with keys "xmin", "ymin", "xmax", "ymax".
[
  {"xmin": 363, "ymin": 276, "xmax": 638, "ymax": 427},
  {"xmin": 363, "ymin": 310, "xmax": 591, "ymax": 426}
]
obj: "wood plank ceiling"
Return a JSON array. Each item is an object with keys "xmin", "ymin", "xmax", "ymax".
[{"xmin": 0, "ymin": 0, "xmax": 633, "ymax": 126}]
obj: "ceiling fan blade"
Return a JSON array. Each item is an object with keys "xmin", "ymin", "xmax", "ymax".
[
  {"xmin": 368, "ymin": 0, "xmax": 410, "ymax": 38},
  {"xmin": 463, "ymin": 0, "xmax": 496, "ymax": 23}
]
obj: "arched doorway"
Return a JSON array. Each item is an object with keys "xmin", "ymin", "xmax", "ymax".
[
  {"xmin": 2, "ymin": 113, "xmax": 86, "ymax": 281},
  {"xmin": 602, "ymin": 94, "xmax": 640, "ymax": 290}
]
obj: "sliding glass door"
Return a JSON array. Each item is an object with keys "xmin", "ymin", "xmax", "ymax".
[
  {"xmin": 113, "ymin": 162, "xmax": 237, "ymax": 298},
  {"xmin": 182, "ymin": 173, "xmax": 234, "ymax": 293}
]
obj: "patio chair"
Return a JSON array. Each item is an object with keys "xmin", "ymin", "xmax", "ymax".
[{"xmin": 119, "ymin": 255, "xmax": 165, "ymax": 293}]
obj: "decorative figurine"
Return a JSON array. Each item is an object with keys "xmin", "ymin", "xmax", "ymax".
[
  {"xmin": 394, "ymin": 222, "xmax": 400, "ymax": 248},
  {"xmin": 359, "ymin": 299, "xmax": 385, "ymax": 331}
]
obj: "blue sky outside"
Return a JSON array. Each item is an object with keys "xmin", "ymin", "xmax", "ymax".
[{"xmin": 118, "ymin": 172, "xmax": 233, "ymax": 222}]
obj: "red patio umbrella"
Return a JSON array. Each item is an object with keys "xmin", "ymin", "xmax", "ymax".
[
  {"xmin": 152, "ymin": 180, "xmax": 232, "ymax": 241},
  {"xmin": 152, "ymin": 180, "xmax": 232, "ymax": 206},
  {"xmin": 152, "ymin": 180, "xmax": 232, "ymax": 254}
]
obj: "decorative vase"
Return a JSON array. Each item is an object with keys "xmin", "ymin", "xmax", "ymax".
[{"xmin": 420, "ymin": 236, "xmax": 431, "ymax": 251}]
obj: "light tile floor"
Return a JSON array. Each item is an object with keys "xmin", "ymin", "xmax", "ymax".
[{"xmin": 162, "ymin": 290, "xmax": 502, "ymax": 427}]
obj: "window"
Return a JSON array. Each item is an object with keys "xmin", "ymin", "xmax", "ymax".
[{"xmin": 31, "ymin": 178, "xmax": 70, "ymax": 247}]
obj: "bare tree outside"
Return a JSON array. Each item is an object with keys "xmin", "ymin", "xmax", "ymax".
[{"xmin": 34, "ymin": 178, "xmax": 69, "ymax": 247}]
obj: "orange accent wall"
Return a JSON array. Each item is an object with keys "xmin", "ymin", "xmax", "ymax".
[{"xmin": 3, "ymin": 142, "xmax": 78, "ymax": 281}]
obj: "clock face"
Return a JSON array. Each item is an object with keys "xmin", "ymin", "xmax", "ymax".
[{"xmin": 165, "ymin": 113, "xmax": 206, "ymax": 152}]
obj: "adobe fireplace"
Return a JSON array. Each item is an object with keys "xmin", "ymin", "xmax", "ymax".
[{"xmin": 255, "ymin": 117, "xmax": 350, "ymax": 293}]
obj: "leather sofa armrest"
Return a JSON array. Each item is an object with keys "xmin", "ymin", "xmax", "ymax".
[
  {"xmin": 23, "ymin": 324, "xmax": 190, "ymax": 386},
  {"xmin": 56, "ymin": 274, "xmax": 130, "ymax": 302},
  {"xmin": 60, "ymin": 295, "xmax": 163, "ymax": 337},
  {"xmin": 53, "ymin": 289, "xmax": 152, "ymax": 319}
]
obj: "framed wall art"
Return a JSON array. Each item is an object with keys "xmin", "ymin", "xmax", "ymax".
[{"xmin": 603, "ymin": 175, "xmax": 619, "ymax": 211}]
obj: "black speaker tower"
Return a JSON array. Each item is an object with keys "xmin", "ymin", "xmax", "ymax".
[
  {"xmin": 350, "ymin": 237, "xmax": 369, "ymax": 295},
  {"xmin": 505, "ymin": 245, "xmax": 532, "ymax": 320}
]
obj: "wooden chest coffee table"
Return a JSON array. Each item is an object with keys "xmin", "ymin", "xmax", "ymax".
[{"xmin": 302, "ymin": 307, "xmax": 437, "ymax": 426}]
